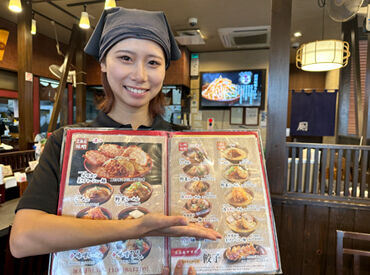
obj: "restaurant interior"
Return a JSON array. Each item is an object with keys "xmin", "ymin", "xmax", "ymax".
[{"xmin": 0, "ymin": 0, "xmax": 369, "ymax": 274}]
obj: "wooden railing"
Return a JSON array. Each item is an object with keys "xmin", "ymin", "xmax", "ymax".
[
  {"xmin": 0, "ymin": 150, "xmax": 35, "ymax": 173},
  {"xmin": 284, "ymin": 142, "xmax": 369, "ymax": 200}
]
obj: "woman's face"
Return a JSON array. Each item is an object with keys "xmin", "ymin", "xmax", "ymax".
[{"xmin": 101, "ymin": 38, "xmax": 166, "ymax": 111}]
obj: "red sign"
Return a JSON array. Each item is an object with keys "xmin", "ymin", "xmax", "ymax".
[
  {"xmin": 178, "ymin": 142, "xmax": 188, "ymax": 152},
  {"xmin": 171, "ymin": 247, "xmax": 201, "ymax": 257},
  {"xmin": 74, "ymin": 138, "xmax": 88, "ymax": 150}
]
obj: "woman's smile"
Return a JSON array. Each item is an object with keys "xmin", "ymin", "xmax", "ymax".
[{"xmin": 124, "ymin": 86, "xmax": 149, "ymax": 96}]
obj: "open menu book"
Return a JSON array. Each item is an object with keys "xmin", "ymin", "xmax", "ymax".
[{"xmin": 50, "ymin": 129, "xmax": 281, "ymax": 275}]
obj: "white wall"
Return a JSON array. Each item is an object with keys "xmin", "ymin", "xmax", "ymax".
[{"xmin": 189, "ymin": 49, "xmax": 269, "ymax": 144}]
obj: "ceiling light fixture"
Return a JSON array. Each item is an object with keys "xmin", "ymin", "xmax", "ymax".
[
  {"xmin": 104, "ymin": 0, "xmax": 116, "ymax": 10},
  {"xmin": 8, "ymin": 0, "xmax": 22, "ymax": 13},
  {"xmin": 293, "ymin": 32, "xmax": 302, "ymax": 37},
  {"xmin": 296, "ymin": 40, "xmax": 350, "ymax": 71},
  {"xmin": 79, "ymin": 5, "xmax": 90, "ymax": 29},
  {"xmin": 31, "ymin": 19, "xmax": 37, "ymax": 35},
  {"xmin": 295, "ymin": 0, "xmax": 350, "ymax": 72},
  {"xmin": 31, "ymin": 13, "xmax": 36, "ymax": 35}
]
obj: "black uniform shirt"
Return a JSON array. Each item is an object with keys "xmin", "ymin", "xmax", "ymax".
[{"xmin": 16, "ymin": 111, "xmax": 173, "ymax": 214}]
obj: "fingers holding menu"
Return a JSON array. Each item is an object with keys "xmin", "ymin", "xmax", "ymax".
[{"xmin": 161, "ymin": 260, "xmax": 197, "ymax": 275}]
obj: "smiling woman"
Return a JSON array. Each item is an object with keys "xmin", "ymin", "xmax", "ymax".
[{"xmin": 9, "ymin": 6, "xmax": 221, "ymax": 265}]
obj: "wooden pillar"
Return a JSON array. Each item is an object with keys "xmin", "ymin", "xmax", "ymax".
[
  {"xmin": 60, "ymin": 84, "xmax": 68, "ymax": 126},
  {"xmin": 363, "ymin": 34, "xmax": 370, "ymax": 144},
  {"xmin": 33, "ymin": 76, "xmax": 40, "ymax": 135},
  {"xmin": 350, "ymin": 16, "xmax": 363, "ymax": 136},
  {"xmin": 75, "ymin": 32, "xmax": 86, "ymax": 123},
  {"xmin": 68, "ymin": 84, "xmax": 73, "ymax": 125},
  {"xmin": 17, "ymin": 0, "xmax": 33, "ymax": 150},
  {"xmin": 265, "ymin": 0, "xmax": 292, "ymax": 194},
  {"xmin": 336, "ymin": 21, "xmax": 353, "ymax": 139}
]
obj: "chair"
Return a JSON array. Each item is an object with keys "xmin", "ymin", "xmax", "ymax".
[{"xmin": 336, "ymin": 230, "xmax": 370, "ymax": 275}]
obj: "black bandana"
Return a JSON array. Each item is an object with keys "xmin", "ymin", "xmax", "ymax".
[{"xmin": 84, "ymin": 7, "xmax": 181, "ymax": 68}]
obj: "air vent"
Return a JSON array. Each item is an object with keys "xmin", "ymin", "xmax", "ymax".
[
  {"xmin": 218, "ymin": 26, "xmax": 270, "ymax": 49},
  {"xmin": 175, "ymin": 29, "xmax": 205, "ymax": 45}
]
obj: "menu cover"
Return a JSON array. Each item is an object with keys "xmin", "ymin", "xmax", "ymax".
[{"xmin": 49, "ymin": 128, "xmax": 281, "ymax": 275}]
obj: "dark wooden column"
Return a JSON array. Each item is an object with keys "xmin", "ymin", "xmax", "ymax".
[
  {"xmin": 363, "ymin": 34, "xmax": 370, "ymax": 144},
  {"xmin": 60, "ymin": 83, "xmax": 68, "ymax": 126},
  {"xmin": 265, "ymin": 0, "xmax": 292, "ymax": 194},
  {"xmin": 349, "ymin": 17, "xmax": 363, "ymax": 136},
  {"xmin": 336, "ymin": 21, "xmax": 353, "ymax": 139},
  {"xmin": 75, "ymin": 32, "xmax": 86, "ymax": 123},
  {"xmin": 17, "ymin": 0, "xmax": 33, "ymax": 150}
]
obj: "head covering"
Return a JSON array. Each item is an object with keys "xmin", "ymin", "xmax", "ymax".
[{"xmin": 84, "ymin": 7, "xmax": 181, "ymax": 68}]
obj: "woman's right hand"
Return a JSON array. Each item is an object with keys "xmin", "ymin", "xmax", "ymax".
[{"xmin": 139, "ymin": 213, "xmax": 222, "ymax": 240}]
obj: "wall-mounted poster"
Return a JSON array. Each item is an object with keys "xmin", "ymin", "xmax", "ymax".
[
  {"xmin": 245, "ymin": 108, "xmax": 259, "ymax": 125},
  {"xmin": 230, "ymin": 107, "xmax": 244, "ymax": 125}
]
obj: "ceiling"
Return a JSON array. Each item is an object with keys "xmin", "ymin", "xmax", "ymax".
[{"xmin": 0, "ymin": 0, "xmax": 362, "ymax": 58}]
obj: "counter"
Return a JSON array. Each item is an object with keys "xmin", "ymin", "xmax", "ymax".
[{"xmin": 0, "ymin": 198, "xmax": 18, "ymax": 236}]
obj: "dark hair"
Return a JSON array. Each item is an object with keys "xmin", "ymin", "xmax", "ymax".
[{"xmin": 99, "ymin": 72, "xmax": 165, "ymax": 118}]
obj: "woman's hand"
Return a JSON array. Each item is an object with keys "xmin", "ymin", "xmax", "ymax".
[
  {"xmin": 139, "ymin": 213, "xmax": 222, "ymax": 240},
  {"xmin": 162, "ymin": 260, "xmax": 196, "ymax": 275}
]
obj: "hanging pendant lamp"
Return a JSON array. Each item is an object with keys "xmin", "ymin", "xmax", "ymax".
[
  {"xmin": 31, "ymin": 19, "xmax": 37, "ymax": 35},
  {"xmin": 296, "ymin": 40, "xmax": 350, "ymax": 72},
  {"xmin": 295, "ymin": 0, "xmax": 351, "ymax": 72},
  {"xmin": 8, "ymin": 0, "xmax": 22, "ymax": 13},
  {"xmin": 79, "ymin": 5, "xmax": 90, "ymax": 29},
  {"xmin": 104, "ymin": 0, "xmax": 116, "ymax": 10}
]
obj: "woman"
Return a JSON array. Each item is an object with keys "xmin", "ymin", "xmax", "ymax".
[{"xmin": 10, "ymin": 7, "xmax": 221, "ymax": 259}]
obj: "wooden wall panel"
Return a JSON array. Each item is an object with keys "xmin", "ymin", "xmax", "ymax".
[
  {"xmin": 289, "ymin": 64, "xmax": 326, "ymax": 91},
  {"xmin": 278, "ymin": 203, "xmax": 305, "ymax": 275},
  {"xmin": 302, "ymin": 205, "xmax": 330, "ymax": 275},
  {"xmin": 326, "ymin": 208, "xmax": 356, "ymax": 275},
  {"xmin": 354, "ymin": 209, "xmax": 370, "ymax": 274},
  {"xmin": 272, "ymin": 197, "xmax": 370, "ymax": 275}
]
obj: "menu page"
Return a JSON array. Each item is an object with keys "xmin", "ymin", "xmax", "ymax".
[
  {"xmin": 50, "ymin": 129, "xmax": 168, "ymax": 275},
  {"xmin": 168, "ymin": 132, "xmax": 281, "ymax": 274}
]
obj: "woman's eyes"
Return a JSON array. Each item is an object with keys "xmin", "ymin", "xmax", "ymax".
[
  {"xmin": 148, "ymin": 60, "xmax": 161, "ymax": 66},
  {"xmin": 117, "ymin": 56, "xmax": 162, "ymax": 66},
  {"xmin": 119, "ymin": 55, "xmax": 132, "ymax": 62}
]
